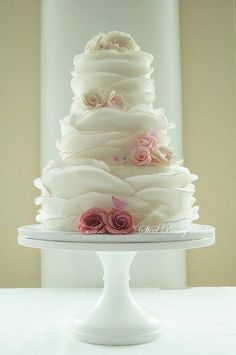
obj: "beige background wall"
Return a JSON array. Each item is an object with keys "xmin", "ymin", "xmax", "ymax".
[
  {"xmin": 0, "ymin": 0, "xmax": 40, "ymax": 287},
  {"xmin": 0, "ymin": 0, "xmax": 235, "ymax": 287},
  {"xmin": 180, "ymin": 0, "xmax": 236, "ymax": 286}
]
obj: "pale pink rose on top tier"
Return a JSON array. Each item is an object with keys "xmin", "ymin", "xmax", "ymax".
[
  {"xmin": 104, "ymin": 42, "xmax": 118, "ymax": 50},
  {"xmin": 106, "ymin": 209, "xmax": 135, "ymax": 235},
  {"xmin": 135, "ymin": 132, "xmax": 157, "ymax": 150},
  {"xmin": 84, "ymin": 32, "xmax": 140, "ymax": 53},
  {"xmin": 107, "ymin": 90, "xmax": 126, "ymax": 110},
  {"xmin": 82, "ymin": 92, "xmax": 105, "ymax": 108},
  {"xmin": 77, "ymin": 208, "xmax": 108, "ymax": 234},
  {"xmin": 151, "ymin": 146, "xmax": 173, "ymax": 165},
  {"xmin": 129, "ymin": 146, "xmax": 152, "ymax": 166}
]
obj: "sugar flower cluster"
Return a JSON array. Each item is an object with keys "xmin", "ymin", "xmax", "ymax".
[
  {"xmin": 71, "ymin": 90, "xmax": 126, "ymax": 113},
  {"xmin": 82, "ymin": 90, "xmax": 126, "ymax": 110},
  {"xmin": 113, "ymin": 132, "xmax": 173, "ymax": 166},
  {"xmin": 85, "ymin": 31, "xmax": 140, "ymax": 53},
  {"xmin": 76, "ymin": 196, "xmax": 135, "ymax": 235}
]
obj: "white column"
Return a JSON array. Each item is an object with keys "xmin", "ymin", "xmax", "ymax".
[{"xmin": 41, "ymin": 0, "xmax": 186, "ymax": 288}]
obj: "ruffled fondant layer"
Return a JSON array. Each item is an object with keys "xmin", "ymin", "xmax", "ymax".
[
  {"xmin": 73, "ymin": 50, "xmax": 153, "ymax": 77},
  {"xmin": 57, "ymin": 107, "xmax": 170, "ymax": 161},
  {"xmin": 71, "ymin": 51, "xmax": 155, "ymax": 107},
  {"xmin": 35, "ymin": 158, "xmax": 199, "ymax": 232}
]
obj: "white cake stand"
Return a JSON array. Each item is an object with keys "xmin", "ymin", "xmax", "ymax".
[{"xmin": 17, "ymin": 224, "xmax": 215, "ymax": 346}]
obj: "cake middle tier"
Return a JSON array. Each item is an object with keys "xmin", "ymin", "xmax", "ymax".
[
  {"xmin": 35, "ymin": 158, "xmax": 199, "ymax": 231},
  {"xmin": 57, "ymin": 107, "xmax": 170, "ymax": 161}
]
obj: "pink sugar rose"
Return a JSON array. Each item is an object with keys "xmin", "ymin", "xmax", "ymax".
[
  {"xmin": 151, "ymin": 146, "xmax": 173, "ymax": 165},
  {"xmin": 135, "ymin": 132, "xmax": 157, "ymax": 150},
  {"xmin": 107, "ymin": 90, "xmax": 126, "ymax": 110},
  {"xmin": 82, "ymin": 92, "xmax": 105, "ymax": 108},
  {"xmin": 106, "ymin": 209, "xmax": 135, "ymax": 235},
  {"xmin": 77, "ymin": 207, "xmax": 108, "ymax": 234},
  {"xmin": 129, "ymin": 146, "xmax": 152, "ymax": 166}
]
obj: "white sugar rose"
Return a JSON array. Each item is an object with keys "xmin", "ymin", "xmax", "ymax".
[
  {"xmin": 106, "ymin": 31, "xmax": 140, "ymax": 51},
  {"xmin": 82, "ymin": 91, "xmax": 106, "ymax": 109},
  {"xmin": 84, "ymin": 33, "xmax": 107, "ymax": 53},
  {"xmin": 151, "ymin": 146, "xmax": 174, "ymax": 165},
  {"xmin": 107, "ymin": 90, "xmax": 126, "ymax": 110}
]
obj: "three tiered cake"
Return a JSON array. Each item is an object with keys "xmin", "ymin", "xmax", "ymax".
[{"xmin": 35, "ymin": 31, "xmax": 199, "ymax": 235}]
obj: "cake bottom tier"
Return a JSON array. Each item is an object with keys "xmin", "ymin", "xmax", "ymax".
[{"xmin": 34, "ymin": 158, "xmax": 199, "ymax": 232}]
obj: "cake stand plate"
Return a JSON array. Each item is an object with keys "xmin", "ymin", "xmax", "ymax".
[{"xmin": 17, "ymin": 224, "xmax": 215, "ymax": 346}]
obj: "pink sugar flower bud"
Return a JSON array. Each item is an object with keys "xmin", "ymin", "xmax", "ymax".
[
  {"xmin": 112, "ymin": 196, "xmax": 127, "ymax": 210},
  {"xmin": 112, "ymin": 155, "xmax": 120, "ymax": 162}
]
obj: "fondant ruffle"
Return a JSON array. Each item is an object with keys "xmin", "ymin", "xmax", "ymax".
[{"xmin": 35, "ymin": 158, "xmax": 198, "ymax": 231}]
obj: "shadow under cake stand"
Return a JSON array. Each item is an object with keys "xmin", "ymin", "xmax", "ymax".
[{"xmin": 17, "ymin": 224, "xmax": 215, "ymax": 346}]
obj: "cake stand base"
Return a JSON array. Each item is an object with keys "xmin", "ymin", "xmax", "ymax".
[
  {"xmin": 72, "ymin": 251, "xmax": 161, "ymax": 345},
  {"xmin": 17, "ymin": 224, "xmax": 215, "ymax": 346}
]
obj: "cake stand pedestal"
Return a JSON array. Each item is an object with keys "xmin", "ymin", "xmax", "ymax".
[{"xmin": 17, "ymin": 225, "xmax": 215, "ymax": 346}]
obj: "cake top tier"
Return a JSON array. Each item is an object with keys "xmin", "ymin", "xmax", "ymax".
[
  {"xmin": 84, "ymin": 31, "xmax": 140, "ymax": 53},
  {"xmin": 71, "ymin": 31, "xmax": 154, "ymax": 108}
]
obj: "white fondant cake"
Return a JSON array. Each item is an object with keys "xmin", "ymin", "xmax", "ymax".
[{"xmin": 35, "ymin": 31, "xmax": 199, "ymax": 234}]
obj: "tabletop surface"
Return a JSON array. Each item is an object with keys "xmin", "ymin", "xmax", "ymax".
[{"xmin": 0, "ymin": 287, "xmax": 235, "ymax": 355}]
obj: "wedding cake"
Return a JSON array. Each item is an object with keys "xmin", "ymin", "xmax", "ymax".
[{"xmin": 35, "ymin": 31, "xmax": 199, "ymax": 235}]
